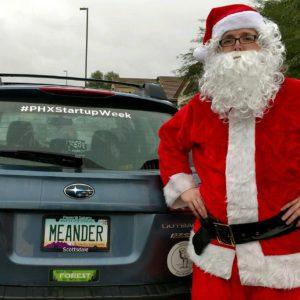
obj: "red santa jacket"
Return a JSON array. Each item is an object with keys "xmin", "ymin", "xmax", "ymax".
[{"xmin": 158, "ymin": 77, "xmax": 300, "ymax": 289}]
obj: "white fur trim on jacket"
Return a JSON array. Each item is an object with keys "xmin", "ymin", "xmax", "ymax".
[
  {"xmin": 188, "ymin": 231, "xmax": 235, "ymax": 280},
  {"xmin": 213, "ymin": 11, "xmax": 266, "ymax": 40},
  {"xmin": 226, "ymin": 112, "xmax": 258, "ymax": 225},
  {"xmin": 163, "ymin": 173, "xmax": 198, "ymax": 208},
  {"xmin": 237, "ymin": 242, "xmax": 300, "ymax": 289}
]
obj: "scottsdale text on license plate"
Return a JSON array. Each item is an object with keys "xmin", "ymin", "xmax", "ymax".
[{"xmin": 42, "ymin": 216, "xmax": 110, "ymax": 252}]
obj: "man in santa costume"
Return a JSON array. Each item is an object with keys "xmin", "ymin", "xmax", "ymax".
[{"xmin": 158, "ymin": 4, "xmax": 300, "ymax": 300}]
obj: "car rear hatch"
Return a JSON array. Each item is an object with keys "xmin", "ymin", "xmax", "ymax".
[{"xmin": 0, "ymin": 86, "xmax": 193, "ymax": 290}]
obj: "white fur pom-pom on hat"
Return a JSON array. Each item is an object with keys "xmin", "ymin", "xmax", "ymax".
[{"xmin": 193, "ymin": 46, "xmax": 208, "ymax": 63}]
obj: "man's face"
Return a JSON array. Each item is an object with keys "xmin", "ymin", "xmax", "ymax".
[{"xmin": 219, "ymin": 28, "xmax": 260, "ymax": 53}]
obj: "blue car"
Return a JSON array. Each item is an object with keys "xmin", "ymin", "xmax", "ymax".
[{"xmin": 0, "ymin": 74, "xmax": 194, "ymax": 299}]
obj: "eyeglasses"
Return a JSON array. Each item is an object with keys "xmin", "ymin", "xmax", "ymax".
[{"xmin": 219, "ymin": 35, "xmax": 258, "ymax": 47}]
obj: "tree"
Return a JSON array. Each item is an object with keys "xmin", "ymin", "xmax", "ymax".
[
  {"xmin": 104, "ymin": 71, "xmax": 120, "ymax": 82},
  {"xmin": 176, "ymin": 23, "xmax": 205, "ymax": 99},
  {"xmin": 87, "ymin": 70, "xmax": 120, "ymax": 89},
  {"xmin": 256, "ymin": 0, "xmax": 300, "ymax": 78},
  {"xmin": 86, "ymin": 70, "xmax": 103, "ymax": 89},
  {"xmin": 177, "ymin": 0, "xmax": 300, "ymax": 100}
]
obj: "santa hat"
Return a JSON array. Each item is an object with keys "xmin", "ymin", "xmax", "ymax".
[{"xmin": 194, "ymin": 4, "xmax": 266, "ymax": 62}]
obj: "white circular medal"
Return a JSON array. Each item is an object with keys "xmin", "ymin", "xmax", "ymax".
[{"xmin": 167, "ymin": 241, "xmax": 192, "ymax": 277}]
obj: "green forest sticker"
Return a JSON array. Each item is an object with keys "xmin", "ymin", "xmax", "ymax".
[{"xmin": 51, "ymin": 269, "xmax": 98, "ymax": 282}]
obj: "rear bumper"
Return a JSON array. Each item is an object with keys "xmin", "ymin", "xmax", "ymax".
[{"xmin": 0, "ymin": 281, "xmax": 191, "ymax": 299}]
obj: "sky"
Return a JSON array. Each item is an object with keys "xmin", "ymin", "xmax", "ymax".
[{"xmin": 0, "ymin": 0, "xmax": 255, "ymax": 82}]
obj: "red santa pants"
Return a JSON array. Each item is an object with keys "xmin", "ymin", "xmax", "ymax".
[{"xmin": 192, "ymin": 258, "xmax": 300, "ymax": 300}]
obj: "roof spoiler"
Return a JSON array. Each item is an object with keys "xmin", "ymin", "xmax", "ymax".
[
  {"xmin": 0, "ymin": 73, "xmax": 168, "ymax": 100},
  {"xmin": 0, "ymin": 73, "xmax": 141, "ymax": 88}
]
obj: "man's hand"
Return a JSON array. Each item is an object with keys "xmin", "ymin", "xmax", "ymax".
[
  {"xmin": 180, "ymin": 187, "xmax": 207, "ymax": 219},
  {"xmin": 281, "ymin": 197, "xmax": 300, "ymax": 227}
]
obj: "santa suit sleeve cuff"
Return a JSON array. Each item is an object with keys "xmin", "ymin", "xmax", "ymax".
[{"xmin": 163, "ymin": 173, "xmax": 198, "ymax": 208}]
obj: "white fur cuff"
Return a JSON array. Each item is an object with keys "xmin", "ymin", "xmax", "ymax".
[{"xmin": 163, "ymin": 173, "xmax": 198, "ymax": 208}]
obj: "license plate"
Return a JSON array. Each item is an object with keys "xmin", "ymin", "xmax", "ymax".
[{"xmin": 42, "ymin": 216, "xmax": 110, "ymax": 252}]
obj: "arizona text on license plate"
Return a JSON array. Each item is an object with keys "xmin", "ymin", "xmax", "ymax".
[{"xmin": 42, "ymin": 216, "xmax": 110, "ymax": 252}]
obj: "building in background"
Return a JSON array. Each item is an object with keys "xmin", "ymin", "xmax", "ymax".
[{"xmin": 112, "ymin": 76, "xmax": 186, "ymax": 106}]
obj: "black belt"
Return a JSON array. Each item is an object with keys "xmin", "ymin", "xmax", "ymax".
[{"xmin": 192, "ymin": 210, "xmax": 300, "ymax": 255}]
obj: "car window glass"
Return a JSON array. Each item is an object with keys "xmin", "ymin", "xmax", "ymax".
[{"xmin": 0, "ymin": 102, "xmax": 171, "ymax": 170}]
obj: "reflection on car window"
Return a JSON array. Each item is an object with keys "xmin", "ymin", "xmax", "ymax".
[{"xmin": 0, "ymin": 102, "xmax": 171, "ymax": 170}]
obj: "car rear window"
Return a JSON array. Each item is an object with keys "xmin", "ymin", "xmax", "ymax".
[{"xmin": 0, "ymin": 101, "xmax": 171, "ymax": 170}]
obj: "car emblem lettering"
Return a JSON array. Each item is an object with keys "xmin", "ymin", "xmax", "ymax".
[{"xmin": 64, "ymin": 183, "xmax": 95, "ymax": 199}]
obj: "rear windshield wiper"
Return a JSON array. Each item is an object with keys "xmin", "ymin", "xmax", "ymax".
[
  {"xmin": 0, "ymin": 150, "xmax": 83, "ymax": 168},
  {"xmin": 140, "ymin": 159, "xmax": 159, "ymax": 170}
]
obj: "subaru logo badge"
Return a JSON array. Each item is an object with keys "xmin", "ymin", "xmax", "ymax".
[{"xmin": 64, "ymin": 183, "xmax": 95, "ymax": 199}]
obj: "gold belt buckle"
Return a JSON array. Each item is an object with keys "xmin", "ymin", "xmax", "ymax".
[{"xmin": 213, "ymin": 222, "xmax": 236, "ymax": 246}]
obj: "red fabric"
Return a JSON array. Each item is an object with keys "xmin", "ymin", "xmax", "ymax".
[
  {"xmin": 203, "ymin": 4, "xmax": 257, "ymax": 44},
  {"xmin": 192, "ymin": 260, "xmax": 300, "ymax": 300},
  {"xmin": 158, "ymin": 77, "xmax": 300, "ymax": 256}
]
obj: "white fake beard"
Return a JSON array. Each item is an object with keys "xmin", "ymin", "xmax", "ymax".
[{"xmin": 199, "ymin": 50, "xmax": 284, "ymax": 119}]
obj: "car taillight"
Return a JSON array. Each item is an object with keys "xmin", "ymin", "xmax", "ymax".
[{"xmin": 40, "ymin": 87, "xmax": 115, "ymax": 97}]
